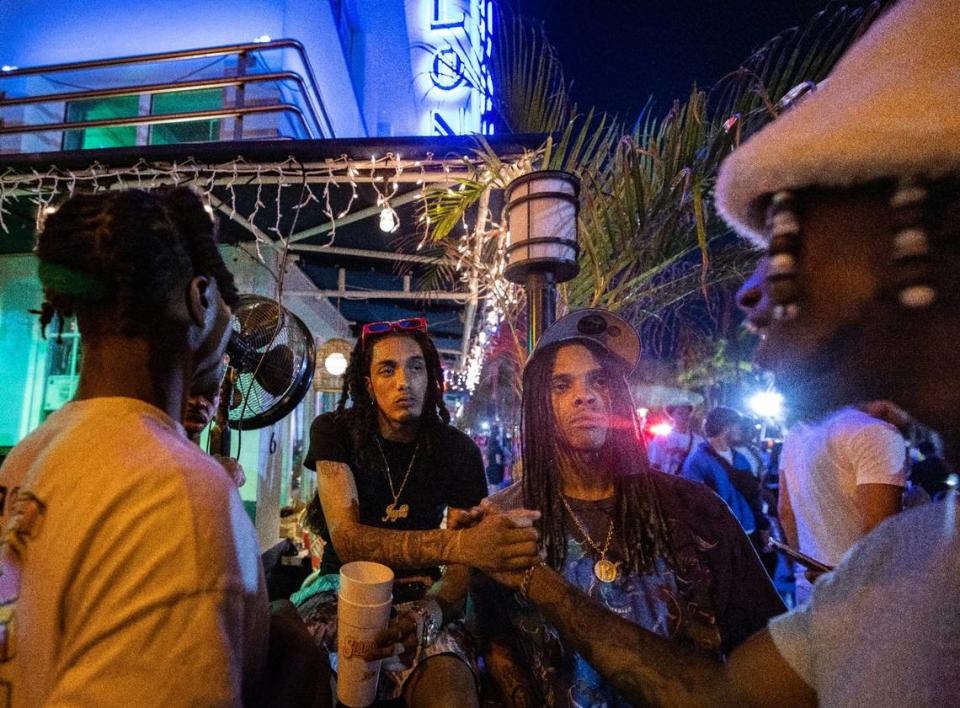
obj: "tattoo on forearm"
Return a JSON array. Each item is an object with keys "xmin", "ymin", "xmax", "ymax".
[
  {"xmin": 498, "ymin": 668, "xmax": 537, "ymax": 708},
  {"xmin": 428, "ymin": 564, "xmax": 470, "ymax": 623},
  {"xmin": 318, "ymin": 461, "xmax": 459, "ymax": 568},
  {"xmin": 336, "ymin": 521, "xmax": 458, "ymax": 569},
  {"xmin": 486, "ymin": 644, "xmax": 539, "ymax": 708}
]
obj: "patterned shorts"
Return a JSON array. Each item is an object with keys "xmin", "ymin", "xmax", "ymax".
[{"xmin": 295, "ymin": 588, "xmax": 478, "ymax": 700}]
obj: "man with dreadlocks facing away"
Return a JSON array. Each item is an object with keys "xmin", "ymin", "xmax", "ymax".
[
  {"xmin": 296, "ymin": 317, "xmax": 540, "ymax": 707},
  {"xmin": 0, "ymin": 188, "xmax": 278, "ymax": 707},
  {"xmin": 473, "ymin": 309, "xmax": 783, "ymax": 707}
]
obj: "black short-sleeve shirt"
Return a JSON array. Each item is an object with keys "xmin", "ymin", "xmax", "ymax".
[{"xmin": 304, "ymin": 411, "xmax": 487, "ymax": 575}]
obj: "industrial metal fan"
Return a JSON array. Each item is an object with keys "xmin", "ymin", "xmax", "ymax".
[{"xmin": 223, "ymin": 294, "xmax": 316, "ymax": 431}]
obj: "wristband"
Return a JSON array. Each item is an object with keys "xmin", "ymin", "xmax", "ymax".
[{"xmin": 413, "ymin": 598, "xmax": 443, "ymax": 648}]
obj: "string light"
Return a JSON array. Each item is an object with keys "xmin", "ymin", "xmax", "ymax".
[
  {"xmin": 0, "ymin": 150, "xmax": 538, "ymax": 389},
  {"xmin": 378, "ymin": 206, "xmax": 399, "ymax": 233}
]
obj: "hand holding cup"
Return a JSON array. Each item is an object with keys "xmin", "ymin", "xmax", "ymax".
[
  {"xmin": 364, "ymin": 612, "xmax": 419, "ymax": 669},
  {"xmin": 337, "ymin": 562, "xmax": 394, "ymax": 707}
]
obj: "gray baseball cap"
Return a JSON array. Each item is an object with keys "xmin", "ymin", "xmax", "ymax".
[{"xmin": 531, "ymin": 308, "xmax": 641, "ymax": 373}]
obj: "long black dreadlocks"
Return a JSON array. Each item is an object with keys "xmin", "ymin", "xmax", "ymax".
[
  {"xmin": 35, "ymin": 187, "xmax": 238, "ymax": 340},
  {"xmin": 521, "ymin": 338, "xmax": 674, "ymax": 576}
]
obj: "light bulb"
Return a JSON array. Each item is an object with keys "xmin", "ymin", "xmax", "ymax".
[
  {"xmin": 324, "ymin": 352, "xmax": 348, "ymax": 376},
  {"xmin": 379, "ymin": 207, "xmax": 399, "ymax": 233}
]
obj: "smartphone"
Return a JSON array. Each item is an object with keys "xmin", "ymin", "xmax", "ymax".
[{"xmin": 768, "ymin": 539, "xmax": 834, "ymax": 573}]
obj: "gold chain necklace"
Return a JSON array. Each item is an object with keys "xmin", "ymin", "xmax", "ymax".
[
  {"xmin": 376, "ymin": 437, "xmax": 420, "ymax": 523},
  {"xmin": 561, "ymin": 496, "xmax": 619, "ymax": 583}
]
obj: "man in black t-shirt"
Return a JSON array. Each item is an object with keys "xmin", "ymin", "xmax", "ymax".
[{"xmin": 296, "ymin": 318, "xmax": 539, "ymax": 707}]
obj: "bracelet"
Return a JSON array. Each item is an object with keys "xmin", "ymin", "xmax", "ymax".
[
  {"xmin": 520, "ymin": 563, "xmax": 541, "ymax": 599},
  {"xmin": 414, "ymin": 599, "xmax": 443, "ymax": 648}
]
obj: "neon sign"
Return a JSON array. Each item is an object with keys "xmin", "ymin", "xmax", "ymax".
[{"xmin": 407, "ymin": 0, "xmax": 494, "ymax": 136}]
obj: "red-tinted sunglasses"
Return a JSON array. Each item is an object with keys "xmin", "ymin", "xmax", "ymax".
[{"xmin": 360, "ymin": 317, "xmax": 428, "ymax": 347}]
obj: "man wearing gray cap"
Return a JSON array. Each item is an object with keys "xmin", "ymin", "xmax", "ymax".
[
  {"xmin": 474, "ymin": 309, "xmax": 783, "ymax": 707},
  {"xmin": 483, "ymin": 0, "xmax": 960, "ymax": 705}
]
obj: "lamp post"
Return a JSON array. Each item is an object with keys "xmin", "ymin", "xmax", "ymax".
[{"xmin": 503, "ymin": 171, "xmax": 581, "ymax": 352}]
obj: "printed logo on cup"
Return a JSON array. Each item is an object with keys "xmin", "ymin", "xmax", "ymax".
[{"xmin": 340, "ymin": 636, "xmax": 376, "ymax": 659}]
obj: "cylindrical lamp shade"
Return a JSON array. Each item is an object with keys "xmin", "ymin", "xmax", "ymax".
[{"xmin": 503, "ymin": 171, "xmax": 580, "ymax": 284}]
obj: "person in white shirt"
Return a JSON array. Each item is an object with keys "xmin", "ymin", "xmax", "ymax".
[
  {"xmin": 778, "ymin": 407, "xmax": 906, "ymax": 602},
  {"xmin": 647, "ymin": 403, "xmax": 704, "ymax": 475},
  {"xmin": 0, "ymin": 188, "xmax": 276, "ymax": 707}
]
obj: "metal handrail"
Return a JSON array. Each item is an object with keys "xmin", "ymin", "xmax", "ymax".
[
  {"xmin": 0, "ymin": 39, "xmax": 333, "ymax": 137},
  {"xmin": 0, "ymin": 103, "xmax": 309, "ymax": 136},
  {"xmin": 0, "ymin": 71, "xmax": 304, "ymax": 107}
]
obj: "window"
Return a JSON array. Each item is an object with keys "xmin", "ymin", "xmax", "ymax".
[
  {"xmin": 62, "ymin": 88, "xmax": 224, "ymax": 150},
  {"xmin": 149, "ymin": 88, "xmax": 223, "ymax": 145},
  {"xmin": 63, "ymin": 96, "xmax": 138, "ymax": 150}
]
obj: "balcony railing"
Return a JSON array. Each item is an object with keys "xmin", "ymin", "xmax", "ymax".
[{"xmin": 0, "ymin": 39, "xmax": 333, "ymax": 154}]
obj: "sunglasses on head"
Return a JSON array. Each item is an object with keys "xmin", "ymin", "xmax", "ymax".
[{"xmin": 360, "ymin": 317, "xmax": 428, "ymax": 347}]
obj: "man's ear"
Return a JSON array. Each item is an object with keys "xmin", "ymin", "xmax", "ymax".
[
  {"xmin": 364, "ymin": 376, "xmax": 374, "ymax": 399},
  {"xmin": 186, "ymin": 275, "xmax": 216, "ymax": 330}
]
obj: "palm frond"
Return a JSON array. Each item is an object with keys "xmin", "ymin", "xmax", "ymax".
[{"xmin": 416, "ymin": 0, "xmax": 892, "ymax": 398}]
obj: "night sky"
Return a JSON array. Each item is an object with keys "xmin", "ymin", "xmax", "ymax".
[{"xmin": 514, "ymin": 0, "xmax": 831, "ymax": 120}]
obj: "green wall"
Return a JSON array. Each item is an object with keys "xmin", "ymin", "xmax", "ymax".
[{"xmin": 0, "ymin": 255, "xmax": 50, "ymax": 448}]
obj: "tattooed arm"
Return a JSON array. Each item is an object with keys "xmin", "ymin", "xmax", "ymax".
[
  {"xmin": 503, "ymin": 565, "xmax": 815, "ymax": 708},
  {"xmin": 426, "ymin": 564, "xmax": 470, "ymax": 623},
  {"xmin": 471, "ymin": 571, "xmax": 539, "ymax": 708},
  {"xmin": 485, "ymin": 637, "xmax": 539, "ymax": 708},
  {"xmin": 316, "ymin": 461, "xmax": 539, "ymax": 571}
]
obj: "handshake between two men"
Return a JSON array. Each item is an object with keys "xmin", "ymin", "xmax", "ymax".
[{"xmin": 361, "ymin": 501, "xmax": 541, "ymax": 666}]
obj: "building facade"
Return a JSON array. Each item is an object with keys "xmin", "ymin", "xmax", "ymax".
[{"xmin": 0, "ymin": 0, "xmax": 495, "ymax": 547}]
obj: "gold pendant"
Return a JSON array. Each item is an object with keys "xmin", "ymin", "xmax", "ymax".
[
  {"xmin": 382, "ymin": 501, "xmax": 410, "ymax": 523},
  {"xmin": 593, "ymin": 558, "xmax": 618, "ymax": 583}
]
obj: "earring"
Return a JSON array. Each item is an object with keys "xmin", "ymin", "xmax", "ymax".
[
  {"xmin": 889, "ymin": 181, "xmax": 936, "ymax": 308},
  {"xmin": 765, "ymin": 190, "xmax": 802, "ymax": 320}
]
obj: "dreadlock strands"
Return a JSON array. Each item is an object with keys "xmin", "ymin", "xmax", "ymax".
[
  {"xmin": 37, "ymin": 261, "xmax": 107, "ymax": 302},
  {"xmin": 521, "ymin": 340, "xmax": 671, "ymax": 577},
  {"xmin": 35, "ymin": 188, "xmax": 239, "ymax": 339}
]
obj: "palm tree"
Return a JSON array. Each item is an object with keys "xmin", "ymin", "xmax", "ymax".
[{"xmin": 418, "ymin": 1, "xmax": 890, "ymax": 410}]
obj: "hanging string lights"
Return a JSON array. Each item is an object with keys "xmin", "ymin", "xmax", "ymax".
[{"xmin": 0, "ymin": 149, "xmax": 536, "ymax": 390}]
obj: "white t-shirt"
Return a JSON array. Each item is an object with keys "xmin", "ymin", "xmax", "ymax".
[
  {"xmin": 647, "ymin": 431, "xmax": 705, "ymax": 475},
  {"xmin": 768, "ymin": 494, "xmax": 960, "ymax": 707},
  {"xmin": 780, "ymin": 408, "xmax": 906, "ymax": 570},
  {"xmin": 0, "ymin": 397, "xmax": 269, "ymax": 708}
]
